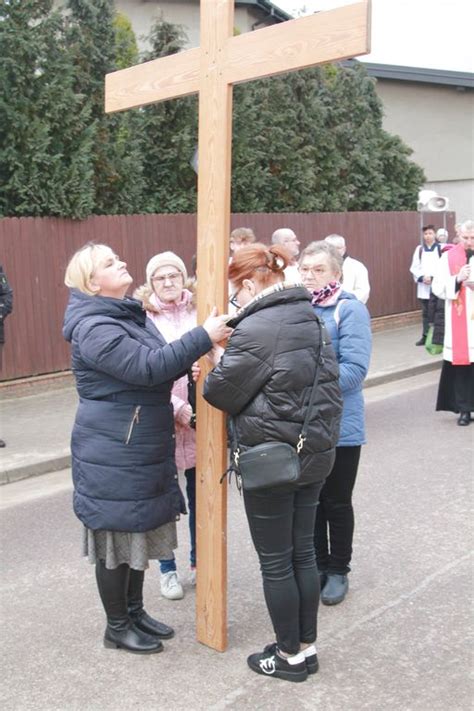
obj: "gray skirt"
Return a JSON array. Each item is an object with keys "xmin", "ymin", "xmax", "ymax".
[{"xmin": 83, "ymin": 521, "xmax": 177, "ymax": 571}]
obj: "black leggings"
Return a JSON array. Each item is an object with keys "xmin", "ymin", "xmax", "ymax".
[
  {"xmin": 314, "ymin": 445, "xmax": 361, "ymax": 575},
  {"xmin": 243, "ymin": 481, "xmax": 323, "ymax": 655}
]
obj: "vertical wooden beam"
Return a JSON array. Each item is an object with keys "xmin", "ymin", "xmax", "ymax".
[{"xmin": 195, "ymin": 0, "xmax": 234, "ymax": 652}]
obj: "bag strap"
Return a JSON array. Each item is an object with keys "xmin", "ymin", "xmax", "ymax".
[
  {"xmin": 229, "ymin": 317, "xmax": 324, "ymax": 463},
  {"xmin": 297, "ymin": 317, "xmax": 324, "ymax": 453}
]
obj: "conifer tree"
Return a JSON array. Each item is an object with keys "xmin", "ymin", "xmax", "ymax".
[
  {"xmin": 0, "ymin": 0, "xmax": 95, "ymax": 218},
  {"xmin": 138, "ymin": 21, "xmax": 198, "ymax": 213},
  {"xmin": 231, "ymin": 62, "xmax": 425, "ymax": 212},
  {"xmin": 65, "ymin": 0, "xmax": 145, "ymax": 215}
]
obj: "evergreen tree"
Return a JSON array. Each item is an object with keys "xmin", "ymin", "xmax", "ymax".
[
  {"xmin": 138, "ymin": 21, "xmax": 198, "ymax": 213},
  {"xmin": 65, "ymin": 0, "xmax": 145, "ymax": 215},
  {"xmin": 231, "ymin": 62, "xmax": 425, "ymax": 212},
  {"xmin": 113, "ymin": 12, "xmax": 139, "ymax": 71},
  {"xmin": 0, "ymin": 0, "xmax": 95, "ymax": 218}
]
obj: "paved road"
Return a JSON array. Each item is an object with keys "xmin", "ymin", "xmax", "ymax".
[{"xmin": 1, "ymin": 373, "xmax": 472, "ymax": 710}]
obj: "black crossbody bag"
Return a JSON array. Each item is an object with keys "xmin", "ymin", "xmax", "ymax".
[{"xmin": 228, "ymin": 325, "xmax": 323, "ymax": 492}]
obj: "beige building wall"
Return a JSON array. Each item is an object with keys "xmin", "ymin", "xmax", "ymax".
[{"xmin": 376, "ymin": 80, "xmax": 474, "ymax": 220}]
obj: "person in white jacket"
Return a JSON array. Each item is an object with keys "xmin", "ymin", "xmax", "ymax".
[
  {"xmin": 271, "ymin": 228, "xmax": 301, "ymax": 283},
  {"xmin": 409, "ymin": 225, "xmax": 442, "ymax": 345},
  {"xmin": 324, "ymin": 235, "xmax": 370, "ymax": 305}
]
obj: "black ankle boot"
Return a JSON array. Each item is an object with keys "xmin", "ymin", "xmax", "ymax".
[
  {"xmin": 95, "ymin": 561, "xmax": 163, "ymax": 654},
  {"xmin": 321, "ymin": 573, "xmax": 349, "ymax": 606},
  {"xmin": 128, "ymin": 569, "xmax": 174, "ymax": 639}
]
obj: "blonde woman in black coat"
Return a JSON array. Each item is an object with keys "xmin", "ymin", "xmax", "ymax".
[{"xmin": 63, "ymin": 243, "xmax": 231, "ymax": 654}]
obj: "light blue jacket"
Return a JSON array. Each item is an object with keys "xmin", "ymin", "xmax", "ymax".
[{"xmin": 313, "ymin": 292, "xmax": 371, "ymax": 446}]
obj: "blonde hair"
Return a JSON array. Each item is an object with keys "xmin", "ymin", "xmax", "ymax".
[{"xmin": 64, "ymin": 243, "xmax": 114, "ymax": 296}]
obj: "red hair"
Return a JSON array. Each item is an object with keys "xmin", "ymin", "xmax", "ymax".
[{"xmin": 228, "ymin": 243, "xmax": 289, "ymax": 289}]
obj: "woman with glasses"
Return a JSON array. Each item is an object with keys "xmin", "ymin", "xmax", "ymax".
[
  {"xmin": 299, "ymin": 241, "xmax": 371, "ymax": 606},
  {"xmin": 135, "ymin": 252, "xmax": 198, "ymax": 600},
  {"xmin": 63, "ymin": 243, "xmax": 231, "ymax": 654},
  {"xmin": 204, "ymin": 243, "xmax": 342, "ymax": 683}
]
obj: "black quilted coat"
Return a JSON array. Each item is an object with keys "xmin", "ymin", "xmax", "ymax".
[{"xmin": 204, "ymin": 285, "xmax": 343, "ymax": 485}]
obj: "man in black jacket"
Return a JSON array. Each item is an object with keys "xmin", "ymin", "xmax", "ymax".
[{"xmin": 0, "ymin": 265, "xmax": 13, "ymax": 447}]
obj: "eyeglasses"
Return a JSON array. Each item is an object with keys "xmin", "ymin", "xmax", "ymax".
[
  {"xmin": 229, "ymin": 292, "xmax": 240, "ymax": 308},
  {"xmin": 299, "ymin": 266, "xmax": 328, "ymax": 276},
  {"xmin": 152, "ymin": 272, "xmax": 183, "ymax": 284}
]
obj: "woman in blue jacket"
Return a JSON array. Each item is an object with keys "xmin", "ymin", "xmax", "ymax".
[
  {"xmin": 63, "ymin": 243, "xmax": 231, "ymax": 654},
  {"xmin": 299, "ymin": 241, "xmax": 372, "ymax": 606}
]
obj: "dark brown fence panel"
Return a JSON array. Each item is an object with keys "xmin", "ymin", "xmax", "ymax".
[{"xmin": 0, "ymin": 211, "xmax": 455, "ymax": 381}]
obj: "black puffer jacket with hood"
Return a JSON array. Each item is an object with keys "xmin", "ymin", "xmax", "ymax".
[{"xmin": 204, "ymin": 284, "xmax": 342, "ymax": 485}]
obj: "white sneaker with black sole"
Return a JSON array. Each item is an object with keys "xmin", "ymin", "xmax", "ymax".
[
  {"xmin": 247, "ymin": 643, "xmax": 308, "ymax": 683},
  {"xmin": 160, "ymin": 571, "xmax": 184, "ymax": 600}
]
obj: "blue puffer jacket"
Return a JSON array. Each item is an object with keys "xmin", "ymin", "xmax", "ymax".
[
  {"xmin": 313, "ymin": 292, "xmax": 371, "ymax": 446},
  {"xmin": 63, "ymin": 290, "xmax": 212, "ymax": 533}
]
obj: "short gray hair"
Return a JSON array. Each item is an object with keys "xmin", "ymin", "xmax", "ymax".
[
  {"xmin": 460, "ymin": 220, "xmax": 474, "ymax": 233},
  {"xmin": 271, "ymin": 228, "xmax": 296, "ymax": 244},
  {"xmin": 324, "ymin": 234, "xmax": 346, "ymax": 250},
  {"xmin": 299, "ymin": 241, "xmax": 343, "ymax": 277}
]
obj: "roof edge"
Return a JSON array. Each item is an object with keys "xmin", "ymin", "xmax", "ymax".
[
  {"xmin": 345, "ymin": 60, "xmax": 474, "ymax": 89},
  {"xmin": 235, "ymin": 0, "xmax": 293, "ymax": 23}
]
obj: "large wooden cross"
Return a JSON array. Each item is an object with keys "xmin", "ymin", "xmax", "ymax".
[{"xmin": 105, "ymin": 0, "xmax": 371, "ymax": 651}]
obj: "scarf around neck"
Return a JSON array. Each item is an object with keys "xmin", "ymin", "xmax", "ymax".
[{"xmin": 312, "ymin": 281, "xmax": 342, "ymax": 306}]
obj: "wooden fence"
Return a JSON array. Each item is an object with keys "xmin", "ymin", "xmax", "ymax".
[{"xmin": 0, "ymin": 211, "xmax": 455, "ymax": 381}]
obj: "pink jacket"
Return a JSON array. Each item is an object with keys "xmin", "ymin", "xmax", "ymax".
[{"xmin": 147, "ymin": 290, "xmax": 197, "ymax": 470}]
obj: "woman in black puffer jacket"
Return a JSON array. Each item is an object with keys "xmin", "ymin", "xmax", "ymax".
[
  {"xmin": 204, "ymin": 243, "xmax": 342, "ymax": 683},
  {"xmin": 63, "ymin": 243, "xmax": 231, "ymax": 655}
]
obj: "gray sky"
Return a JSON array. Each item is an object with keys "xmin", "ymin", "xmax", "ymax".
[{"xmin": 274, "ymin": 0, "xmax": 473, "ymax": 72}]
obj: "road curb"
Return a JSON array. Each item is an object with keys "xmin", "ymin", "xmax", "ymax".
[
  {"xmin": 0, "ymin": 360, "xmax": 442, "ymax": 486},
  {"xmin": 0, "ymin": 454, "xmax": 71, "ymax": 486},
  {"xmin": 364, "ymin": 359, "xmax": 442, "ymax": 389}
]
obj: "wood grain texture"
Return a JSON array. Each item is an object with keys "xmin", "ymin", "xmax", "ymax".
[
  {"xmin": 225, "ymin": 1, "xmax": 370, "ymax": 85},
  {"xmin": 105, "ymin": 48, "xmax": 200, "ymax": 113},
  {"xmin": 195, "ymin": 0, "xmax": 234, "ymax": 652}
]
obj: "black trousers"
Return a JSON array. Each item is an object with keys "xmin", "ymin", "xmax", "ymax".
[
  {"xmin": 314, "ymin": 446, "xmax": 361, "ymax": 575},
  {"xmin": 420, "ymin": 297, "xmax": 431, "ymax": 338},
  {"xmin": 184, "ymin": 467, "xmax": 196, "ymax": 568},
  {"xmin": 243, "ymin": 481, "xmax": 323, "ymax": 655}
]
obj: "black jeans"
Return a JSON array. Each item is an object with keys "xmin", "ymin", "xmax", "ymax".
[
  {"xmin": 314, "ymin": 446, "xmax": 361, "ymax": 575},
  {"xmin": 420, "ymin": 297, "xmax": 430, "ymax": 338},
  {"xmin": 184, "ymin": 467, "xmax": 196, "ymax": 567},
  {"xmin": 243, "ymin": 481, "xmax": 323, "ymax": 655}
]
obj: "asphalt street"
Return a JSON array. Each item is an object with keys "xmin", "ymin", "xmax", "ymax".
[{"xmin": 1, "ymin": 372, "xmax": 472, "ymax": 711}]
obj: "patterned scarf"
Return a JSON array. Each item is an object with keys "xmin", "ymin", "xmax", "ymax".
[{"xmin": 312, "ymin": 281, "xmax": 342, "ymax": 306}]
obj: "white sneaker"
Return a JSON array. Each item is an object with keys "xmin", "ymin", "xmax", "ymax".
[
  {"xmin": 160, "ymin": 571, "xmax": 184, "ymax": 600},
  {"xmin": 189, "ymin": 567, "xmax": 196, "ymax": 586}
]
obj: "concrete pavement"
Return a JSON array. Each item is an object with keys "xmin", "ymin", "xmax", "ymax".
[
  {"xmin": 0, "ymin": 323, "xmax": 442, "ymax": 485},
  {"xmin": 1, "ymin": 373, "xmax": 472, "ymax": 710}
]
